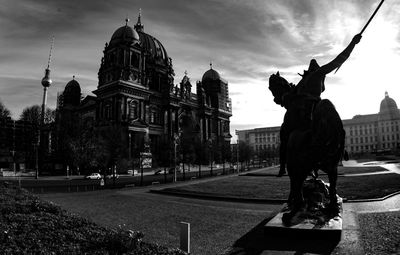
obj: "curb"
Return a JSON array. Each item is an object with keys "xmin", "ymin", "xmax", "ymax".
[
  {"xmin": 150, "ymin": 189, "xmax": 400, "ymax": 204},
  {"xmin": 149, "ymin": 189, "xmax": 286, "ymax": 204},
  {"xmin": 345, "ymin": 190, "xmax": 400, "ymax": 203}
]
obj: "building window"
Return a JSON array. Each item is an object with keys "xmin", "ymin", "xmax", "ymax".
[
  {"xmin": 104, "ymin": 104, "xmax": 111, "ymax": 119},
  {"xmin": 150, "ymin": 108, "xmax": 160, "ymax": 124},
  {"xmin": 131, "ymin": 53, "xmax": 139, "ymax": 67},
  {"xmin": 129, "ymin": 101, "xmax": 138, "ymax": 120}
]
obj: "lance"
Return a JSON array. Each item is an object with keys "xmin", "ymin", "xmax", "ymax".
[
  {"xmin": 335, "ymin": 0, "xmax": 385, "ymax": 73},
  {"xmin": 361, "ymin": 0, "xmax": 385, "ymax": 34}
]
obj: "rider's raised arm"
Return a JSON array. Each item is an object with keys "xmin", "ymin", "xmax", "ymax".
[{"xmin": 318, "ymin": 34, "xmax": 362, "ymax": 75}]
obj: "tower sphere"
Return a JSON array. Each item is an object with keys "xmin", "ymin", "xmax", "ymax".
[{"xmin": 41, "ymin": 68, "xmax": 52, "ymax": 88}]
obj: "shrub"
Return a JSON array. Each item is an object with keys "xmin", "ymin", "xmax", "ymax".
[{"xmin": 0, "ymin": 185, "xmax": 186, "ymax": 254}]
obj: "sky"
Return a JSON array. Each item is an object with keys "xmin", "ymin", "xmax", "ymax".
[{"xmin": 1, "ymin": 0, "xmax": 400, "ymax": 142}]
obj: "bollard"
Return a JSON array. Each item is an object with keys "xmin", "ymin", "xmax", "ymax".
[{"xmin": 180, "ymin": 222, "xmax": 190, "ymax": 253}]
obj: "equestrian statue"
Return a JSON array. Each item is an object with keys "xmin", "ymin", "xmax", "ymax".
[{"xmin": 268, "ymin": 33, "xmax": 361, "ymax": 224}]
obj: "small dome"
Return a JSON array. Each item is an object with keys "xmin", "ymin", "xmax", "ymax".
[
  {"xmin": 202, "ymin": 68, "xmax": 220, "ymax": 82},
  {"xmin": 109, "ymin": 25, "xmax": 140, "ymax": 46},
  {"xmin": 65, "ymin": 78, "xmax": 81, "ymax": 94},
  {"xmin": 64, "ymin": 77, "xmax": 81, "ymax": 106},
  {"xmin": 379, "ymin": 92, "xmax": 398, "ymax": 114}
]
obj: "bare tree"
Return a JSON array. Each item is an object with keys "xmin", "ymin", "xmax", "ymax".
[
  {"xmin": 0, "ymin": 99, "xmax": 11, "ymax": 120},
  {"xmin": 19, "ymin": 105, "xmax": 55, "ymax": 125}
]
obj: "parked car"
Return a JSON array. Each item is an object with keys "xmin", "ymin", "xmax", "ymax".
[
  {"xmin": 106, "ymin": 174, "xmax": 119, "ymax": 179},
  {"xmin": 154, "ymin": 169, "xmax": 168, "ymax": 175},
  {"xmin": 127, "ymin": 169, "xmax": 138, "ymax": 176},
  {"xmin": 85, "ymin": 173, "xmax": 102, "ymax": 180}
]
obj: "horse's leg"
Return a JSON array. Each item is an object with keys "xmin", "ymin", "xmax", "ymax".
[
  {"xmin": 327, "ymin": 164, "xmax": 339, "ymax": 215},
  {"xmin": 287, "ymin": 173, "xmax": 295, "ymax": 208},
  {"xmin": 282, "ymin": 171, "xmax": 306, "ymax": 225},
  {"xmin": 278, "ymin": 121, "xmax": 291, "ymax": 176}
]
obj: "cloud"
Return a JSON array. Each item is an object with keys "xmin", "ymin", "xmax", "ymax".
[{"xmin": 1, "ymin": 0, "xmax": 400, "ymax": 138}]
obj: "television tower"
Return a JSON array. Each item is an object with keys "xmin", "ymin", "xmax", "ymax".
[
  {"xmin": 41, "ymin": 36, "xmax": 54, "ymax": 125},
  {"xmin": 36, "ymin": 37, "xmax": 54, "ymax": 179}
]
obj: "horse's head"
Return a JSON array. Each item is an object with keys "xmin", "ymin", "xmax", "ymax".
[{"xmin": 269, "ymin": 71, "xmax": 293, "ymax": 106}]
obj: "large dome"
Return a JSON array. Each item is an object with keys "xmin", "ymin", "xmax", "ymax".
[
  {"xmin": 138, "ymin": 31, "xmax": 169, "ymax": 62},
  {"xmin": 109, "ymin": 24, "xmax": 140, "ymax": 47},
  {"xmin": 202, "ymin": 67, "xmax": 220, "ymax": 82},
  {"xmin": 379, "ymin": 92, "xmax": 398, "ymax": 114},
  {"xmin": 108, "ymin": 18, "xmax": 168, "ymax": 63}
]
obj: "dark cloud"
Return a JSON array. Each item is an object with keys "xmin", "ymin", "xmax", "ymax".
[{"xmin": 0, "ymin": 0, "xmax": 399, "ymax": 130}]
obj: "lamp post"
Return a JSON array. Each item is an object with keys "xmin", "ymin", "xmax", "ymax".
[
  {"xmin": 208, "ymin": 139, "xmax": 213, "ymax": 176},
  {"xmin": 173, "ymin": 133, "xmax": 180, "ymax": 182},
  {"xmin": 236, "ymin": 130, "xmax": 239, "ymax": 173}
]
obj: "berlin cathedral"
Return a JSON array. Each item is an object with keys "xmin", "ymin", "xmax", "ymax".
[{"xmin": 55, "ymin": 13, "xmax": 232, "ymax": 172}]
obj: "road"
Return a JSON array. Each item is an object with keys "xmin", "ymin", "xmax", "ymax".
[{"xmin": 0, "ymin": 165, "xmax": 248, "ymax": 193}]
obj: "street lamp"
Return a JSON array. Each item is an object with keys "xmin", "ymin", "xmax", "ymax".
[
  {"xmin": 236, "ymin": 130, "xmax": 239, "ymax": 173},
  {"xmin": 174, "ymin": 133, "xmax": 180, "ymax": 182},
  {"xmin": 208, "ymin": 139, "xmax": 213, "ymax": 176}
]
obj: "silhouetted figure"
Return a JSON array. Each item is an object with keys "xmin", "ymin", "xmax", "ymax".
[{"xmin": 275, "ymin": 34, "xmax": 362, "ymax": 177}]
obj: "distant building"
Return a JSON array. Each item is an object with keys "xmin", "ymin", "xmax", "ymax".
[
  {"xmin": 236, "ymin": 126, "xmax": 280, "ymax": 155},
  {"xmin": 237, "ymin": 92, "xmax": 400, "ymax": 158},
  {"xmin": 343, "ymin": 92, "xmax": 400, "ymax": 155}
]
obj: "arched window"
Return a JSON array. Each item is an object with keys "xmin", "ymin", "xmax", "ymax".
[
  {"xmin": 104, "ymin": 104, "xmax": 111, "ymax": 120},
  {"xmin": 129, "ymin": 101, "xmax": 138, "ymax": 120},
  {"xmin": 131, "ymin": 53, "xmax": 139, "ymax": 67},
  {"xmin": 150, "ymin": 108, "xmax": 160, "ymax": 124}
]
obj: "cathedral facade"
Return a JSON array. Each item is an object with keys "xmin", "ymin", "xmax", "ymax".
[{"xmin": 56, "ymin": 14, "xmax": 232, "ymax": 171}]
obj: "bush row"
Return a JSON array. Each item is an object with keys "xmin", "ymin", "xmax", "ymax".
[{"xmin": 0, "ymin": 185, "xmax": 186, "ymax": 254}]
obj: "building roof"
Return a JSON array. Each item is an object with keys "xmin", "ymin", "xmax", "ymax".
[
  {"xmin": 109, "ymin": 24, "xmax": 140, "ymax": 46},
  {"xmin": 379, "ymin": 91, "xmax": 400, "ymax": 118},
  {"xmin": 108, "ymin": 16, "xmax": 169, "ymax": 63},
  {"xmin": 202, "ymin": 68, "xmax": 221, "ymax": 82}
]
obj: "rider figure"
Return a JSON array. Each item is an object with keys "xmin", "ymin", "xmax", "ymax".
[{"xmin": 277, "ymin": 33, "xmax": 362, "ymax": 177}]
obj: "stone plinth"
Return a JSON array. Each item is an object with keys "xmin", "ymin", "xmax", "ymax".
[{"xmin": 263, "ymin": 179, "xmax": 343, "ymax": 253}]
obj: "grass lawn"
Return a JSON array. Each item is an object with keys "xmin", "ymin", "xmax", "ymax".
[
  {"xmin": 359, "ymin": 211, "xmax": 400, "ymax": 254},
  {"xmin": 244, "ymin": 166, "xmax": 388, "ymax": 176},
  {"xmin": 40, "ymin": 190, "xmax": 280, "ymax": 255},
  {"xmin": 162, "ymin": 172, "xmax": 400, "ymax": 201},
  {"xmin": 0, "ymin": 186, "xmax": 185, "ymax": 254}
]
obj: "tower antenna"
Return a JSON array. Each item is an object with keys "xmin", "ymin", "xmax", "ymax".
[{"xmin": 47, "ymin": 36, "xmax": 55, "ymax": 69}]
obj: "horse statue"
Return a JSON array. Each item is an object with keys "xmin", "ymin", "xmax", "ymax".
[{"xmin": 269, "ymin": 72, "xmax": 347, "ymax": 225}]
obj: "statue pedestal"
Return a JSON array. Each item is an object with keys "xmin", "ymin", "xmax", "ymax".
[
  {"xmin": 263, "ymin": 179, "xmax": 342, "ymax": 253},
  {"xmin": 264, "ymin": 199, "xmax": 342, "ymax": 238}
]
